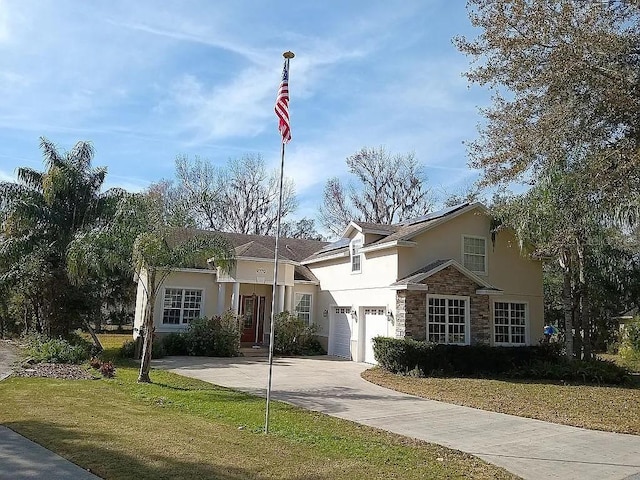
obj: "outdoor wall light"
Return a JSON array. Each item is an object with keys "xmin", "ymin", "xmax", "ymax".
[
  {"xmin": 350, "ymin": 309, "xmax": 358, "ymax": 321},
  {"xmin": 323, "ymin": 309, "xmax": 328, "ymax": 317},
  {"xmin": 386, "ymin": 311, "xmax": 394, "ymax": 324}
]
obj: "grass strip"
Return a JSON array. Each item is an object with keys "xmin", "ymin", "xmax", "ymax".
[{"xmin": 363, "ymin": 367, "xmax": 640, "ymax": 435}]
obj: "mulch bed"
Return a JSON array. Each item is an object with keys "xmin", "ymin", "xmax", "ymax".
[{"xmin": 14, "ymin": 363, "xmax": 96, "ymax": 380}]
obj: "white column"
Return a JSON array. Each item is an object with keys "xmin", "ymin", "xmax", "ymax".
[
  {"xmin": 217, "ymin": 283, "xmax": 227, "ymax": 315},
  {"xmin": 277, "ymin": 285, "xmax": 286, "ymax": 314},
  {"xmin": 231, "ymin": 282, "xmax": 240, "ymax": 314},
  {"xmin": 284, "ymin": 286, "xmax": 293, "ymax": 313}
]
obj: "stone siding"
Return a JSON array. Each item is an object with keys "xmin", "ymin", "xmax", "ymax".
[{"xmin": 395, "ymin": 266, "xmax": 491, "ymax": 344}]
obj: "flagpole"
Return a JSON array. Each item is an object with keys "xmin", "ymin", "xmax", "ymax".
[{"xmin": 265, "ymin": 50, "xmax": 294, "ymax": 434}]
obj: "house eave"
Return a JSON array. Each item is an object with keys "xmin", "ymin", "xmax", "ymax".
[
  {"xmin": 236, "ymin": 255, "xmax": 298, "ymax": 266},
  {"xmin": 389, "ymin": 284, "xmax": 429, "ymax": 291},
  {"xmin": 300, "ymin": 250, "xmax": 349, "ymax": 265},
  {"xmin": 361, "ymin": 240, "xmax": 417, "ymax": 253}
]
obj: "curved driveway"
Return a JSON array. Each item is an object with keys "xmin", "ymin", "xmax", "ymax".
[{"xmin": 155, "ymin": 355, "xmax": 640, "ymax": 480}]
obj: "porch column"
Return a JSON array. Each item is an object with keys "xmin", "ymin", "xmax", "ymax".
[
  {"xmin": 217, "ymin": 283, "xmax": 226, "ymax": 315},
  {"xmin": 284, "ymin": 285, "xmax": 293, "ymax": 313},
  {"xmin": 231, "ymin": 282, "xmax": 240, "ymax": 314},
  {"xmin": 277, "ymin": 285, "xmax": 286, "ymax": 314}
]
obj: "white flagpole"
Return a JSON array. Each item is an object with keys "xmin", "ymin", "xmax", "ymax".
[{"xmin": 265, "ymin": 50, "xmax": 294, "ymax": 434}]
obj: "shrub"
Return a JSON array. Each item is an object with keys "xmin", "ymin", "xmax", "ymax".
[
  {"xmin": 162, "ymin": 332, "xmax": 189, "ymax": 356},
  {"xmin": 99, "ymin": 361, "xmax": 116, "ymax": 378},
  {"xmin": 90, "ymin": 357, "xmax": 102, "ymax": 369},
  {"xmin": 26, "ymin": 336, "xmax": 89, "ymax": 364},
  {"xmin": 372, "ymin": 337, "xmax": 630, "ymax": 385},
  {"xmin": 273, "ymin": 312, "xmax": 325, "ymax": 356},
  {"xmin": 181, "ymin": 313, "xmax": 241, "ymax": 357},
  {"xmin": 620, "ymin": 318, "xmax": 640, "ymax": 363},
  {"xmin": 508, "ymin": 358, "xmax": 631, "ymax": 385},
  {"xmin": 155, "ymin": 313, "xmax": 241, "ymax": 357},
  {"xmin": 119, "ymin": 336, "xmax": 165, "ymax": 359}
]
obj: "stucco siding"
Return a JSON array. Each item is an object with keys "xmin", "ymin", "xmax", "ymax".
[{"xmin": 152, "ymin": 270, "xmax": 218, "ymax": 333}]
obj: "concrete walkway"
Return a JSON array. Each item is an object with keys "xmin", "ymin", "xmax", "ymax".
[
  {"xmin": 0, "ymin": 426, "xmax": 100, "ymax": 479},
  {"xmin": 156, "ymin": 355, "xmax": 640, "ymax": 480}
]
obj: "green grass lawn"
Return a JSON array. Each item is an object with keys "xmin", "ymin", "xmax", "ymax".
[
  {"xmin": 0, "ymin": 335, "xmax": 515, "ymax": 480},
  {"xmin": 363, "ymin": 368, "xmax": 640, "ymax": 435}
]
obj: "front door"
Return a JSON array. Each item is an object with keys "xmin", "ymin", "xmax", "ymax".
[{"xmin": 240, "ymin": 295, "xmax": 265, "ymax": 343}]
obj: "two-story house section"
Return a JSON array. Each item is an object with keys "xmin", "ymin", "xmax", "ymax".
[{"xmin": 302, "ymin": 203, "xmax": 544, "ymax": 362}]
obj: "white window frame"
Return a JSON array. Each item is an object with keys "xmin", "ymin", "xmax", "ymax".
[
  {"xmin": 493, "ymin": 301, "xmax": 528, "ymax": 346},
  {"xmin": 462, "ymin": 235, "xmax": 488, "ymax": 275},
  {"xmin": 294, "ymin": 293, "xmax": 313, "ymax": 325},
  {"xmin": 426, "ymin": 294, "xmax": 470, "ymax": 345},
  {"xmin": 350, "ymin": 238, "xmax": 363, "ymax": 274},
  {"xmin": 162, "ymin": 287, "xmax": 204, "ymax": 325}
]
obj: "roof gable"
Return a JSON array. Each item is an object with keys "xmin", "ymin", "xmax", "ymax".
[{"xmin": 390, "ymin": 259, "xmax": 501, "ymax": 292}]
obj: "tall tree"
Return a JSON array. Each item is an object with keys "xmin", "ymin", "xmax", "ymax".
[
  {"xmin": 0, "ymin": 137, "xmax": 121, "ymax": 337},
  {"xmin": 167, "ymin": 154, "xmax": 298, "ymax": 235},
  {"xmin": 319, "ymin": 147, "xmax": 434, "ymax": 236},
  {"xmin": 457, "ymin": 1, "xmax": 640, "ymax": 358}
]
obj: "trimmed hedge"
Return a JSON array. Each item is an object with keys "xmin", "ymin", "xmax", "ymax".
[{"xmin": 372, "ymin": 337, "xmax": 631, "ymax": 385}]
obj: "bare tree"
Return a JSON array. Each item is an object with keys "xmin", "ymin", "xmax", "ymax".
[
  {"xmin": 319, "ymin": 147, "xmax": 434, "ymax": 236},
  {"xmin": 167, "ymin": 154, "xmax": 298, "ymax": 235},
  {"xmin": 280, "ymin": 218, "xmax": 323, "ymax": 240}
]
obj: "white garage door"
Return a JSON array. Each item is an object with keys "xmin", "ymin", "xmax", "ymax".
[
  {"xmin": 365, "ymin": 308, "xmax": 388, "ymax": 364},
  {"xmin": 329, "ymin": 307, "xmax": 352, "ymax": 359}
]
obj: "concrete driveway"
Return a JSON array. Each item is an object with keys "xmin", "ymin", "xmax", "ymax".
[{"xmin": 156, "ymin": 355, "xmax": 640, "ymax": 480}]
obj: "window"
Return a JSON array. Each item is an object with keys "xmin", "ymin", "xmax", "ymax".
[
  {"xmin": 427, "ymin": 295, "xmax": 469, "ymax": 345},
  {"xmin": 351, "ymin": 238, "xmax": 362, "ymax": 273},
  {"xmin": 294, "ymin": 293, "xmax": 312, "ymax": 325},
  {"xmin": 463, "ymin": 236, "xmax": 487, "ymax": 274},
  {"xmin": 162, "ymin": 288, "xmax": 203, "ymax": 324},
  {"xmin": 494, "ymin": 302, "xmax": 527, "ymax": 345}
]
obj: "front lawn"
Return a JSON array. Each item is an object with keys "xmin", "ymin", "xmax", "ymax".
[
  {"xmin": 0, "ymin": 364, "xmax": 515, "ymax": 479},
  {"xmin": 363, "ymin": 368, "xmax": 640, "ymax": 435}
]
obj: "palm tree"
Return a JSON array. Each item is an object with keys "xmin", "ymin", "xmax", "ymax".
[{"xmin": 0, "ymin": 137, "xmax": 119, "ymax": 336}]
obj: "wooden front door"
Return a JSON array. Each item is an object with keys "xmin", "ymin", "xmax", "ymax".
[{"xmin": 240, "ymin": 295, "xmax": 265, "ymax": 343}]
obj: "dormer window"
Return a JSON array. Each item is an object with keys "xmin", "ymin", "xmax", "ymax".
[
  {"xmin": 351, "ymin": 238, "xmax": 362, "ymax": 273},
  {"xmin": 462, "ymin": 235, "xmax": 487, "ymax": 274}
]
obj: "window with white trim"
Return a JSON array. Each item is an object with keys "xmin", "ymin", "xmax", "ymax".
[
  {"xmin": 494, "ymin": 302, "xmax": 527, "ymax": 345},
  {"xmin": 463, "ymin": 235, "xmax": 487, "ymax": 274},
  {"xmin": 162, "ymin": 288, "xmax": 203, "ymax": 324},
  {"xmin": 427, "ymin": 295, "xmax": 469, "ymax": 345},
  {"xmin": 294, "ymin": 293, "xmax": 312, "ymax": 325},
  {"xmin": 351, "ymin": 238, "xmax": 362, "ymax": 273}
]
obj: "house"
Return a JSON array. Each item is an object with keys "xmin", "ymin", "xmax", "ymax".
[{"xmin": 133, "ymin": 203, "xmax": 544, "ymax": 363}]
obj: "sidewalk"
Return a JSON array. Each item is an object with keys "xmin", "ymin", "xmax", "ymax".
[{"xmin": 0, "ymin": 426, "xmax": 100, "ymax": 480}]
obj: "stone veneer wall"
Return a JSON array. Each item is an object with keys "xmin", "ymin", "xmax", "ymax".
[{"xmin": 395, "ymin": 266, "xmax": 491, "ymax": 344}]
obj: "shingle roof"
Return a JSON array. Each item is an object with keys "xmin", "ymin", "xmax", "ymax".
[
  {"xmin": 168, "ymin": 229, "xmax": 328, "ymax": 263},
  {"xmin": 350, "ymin": 221, "xmax": 400, "ymax": 233},
  {"xmin": 294, "ymin": 265, "xmax": 319, "ymax": 283},
  {"xmin": 390, "ymin": 259, "xmax": 452, "ymax": 287},
  {"xmin": 303, "ymin": 203, "xmax": 476, "ymax": 263}
]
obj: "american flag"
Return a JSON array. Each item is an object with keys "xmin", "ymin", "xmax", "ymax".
[{"xmin": 275, "ymin": 58, "xmax": 291, "ymax": 144}]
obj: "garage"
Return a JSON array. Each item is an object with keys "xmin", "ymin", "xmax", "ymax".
[
  {"xmin": 364, "ymin": 307, "xmax": 388, "ymax": 364},
  {"xmin": 329, "ymin": 306, "xmax": 352, "ymax": 359}
]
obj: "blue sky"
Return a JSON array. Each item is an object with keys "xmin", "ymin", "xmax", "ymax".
[{"xmin": 0, "ymin": 0, "xmax": 490, "ymax": 221}]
